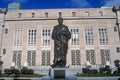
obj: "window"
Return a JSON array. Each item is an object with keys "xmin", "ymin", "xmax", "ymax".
[
  {"xmin": 101, "ymin": 49, "xmax": 110, "ymax": 65},
  {"xmin": 59, "ymin": 12, "xmax": 62, "ymax": 18},
  {"xmin": 85, "ymin": 11, "xmax": 89, "ymax": 16},
  {"xmin": 3, "ymin": 49, "xmax": 6, "ymax": 54},
  {"xmin": 42, "ymin": 28, "xmax": 51, "ymax": 46},
  {"xmin": 99, "ymin": 11, "xmax": 103, "ymax": 16},
  {"xmin": 114, "ymin": 26, "xmax": 118, "ymax": 32},
  {"xmin": 70, "ymin": 28, "xmax": 79, "ymax": 45},
  {"xmin": 85, "ymin": 28, "xmax": 94, "ymax": 45},
  {"xmin": 13, "ymin": 29, "xmax": 23, "ymax": 46},
  {"xmin": 5, "ymin": 28, "xmax": 8, "ymax": 34},
  {"xmin": 27, "ymin": 50, "xmax": 36, "ymax": 66},
  {"xmin": 45, "ymin": 12, "xmax": 48, "ymax": 17},
  {"xmin": 72, "ymin": 12, "xmax": 76, "ymax": 17},
  {"xmin": 32, "ymin": 13, "xmax": 35, "ymax": 18},
  {"xmin": 18, "ymin": 13, "xmax": 22, "ymax": 18},
  {"xmin": 98, "ymin": 27, "xmax": 108, "ymax": 45},
  {"xmin": 116, "ymin": 47, "xmax": 120, "ymax": 53},
  {"xmin": 28, "ymin": 29, "xmax": 37, "ymax": 46},
  {"xmin": 71, "ymin": 50, "xmax": 80, "ymax": 65},
  {"xmin": 86, "ymin": 50, "xmax": 96, "ymax": 65},
  {"xmin": 42, "ymin": 50, "xmax": 50, "ymax": 66},
  {"xmin": 13, "ymin": 51, "xmax": 21, "ymax": 68}
]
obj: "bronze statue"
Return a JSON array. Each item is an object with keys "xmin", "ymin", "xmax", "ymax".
[{"xmin": 51, "ymin": 17, "xmax": 71, "ymax": 68}]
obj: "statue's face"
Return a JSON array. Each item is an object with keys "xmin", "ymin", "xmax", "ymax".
[{"xmin": 58, "ymin": 18, "xmax": 63, "ymax": 24}]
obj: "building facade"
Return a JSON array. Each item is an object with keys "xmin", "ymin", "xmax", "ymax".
[{"xmin": 0, "ymin": 4, "xmax": 120, "ymax": 70}]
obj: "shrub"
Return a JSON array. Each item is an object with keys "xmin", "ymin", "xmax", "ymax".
[
  {"xmin": 90, "ymin": 69, "xmax": 98, "ymax": 74},
  {"xmin": 27, "ymin": 69, "xmax": 34, "ymax": 75},
  {"xmin": 21, "ymin": 67, "xmax": 34, "ymax": 75},
  {"xmin": 114, "ymin": 60, "xmax": 120, "ymax": 67},
  {"xmin": 4, "ymin": 69, "xmax": 11, "ymax": 75},
  {"xmin": 0, "ymin": 70, "xmax": 1, "ymax": 75},
  {"xmin": 21, "ymin": 67, "xmax": 28, "ymax": 74},
  {"xmin": 11, "ymin": 68, "xmax": 20, "ymax": 75},
  {"xmin": 99, "ymin": 66, "xmax": 111, "ymax": 74},
  {"xmin": 82, "ymin": 68, "xmax": 90, "ymax": 74},
  {"xmin": 117, "ymin": 67, "xmax": 120, "ymax": 73}
]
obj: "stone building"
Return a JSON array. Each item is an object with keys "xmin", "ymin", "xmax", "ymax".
[{"xmin": 0, "ymin": 3, "xmax": 120, "ymax": 74}]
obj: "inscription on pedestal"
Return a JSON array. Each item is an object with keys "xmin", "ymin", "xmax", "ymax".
[{"xmin": 54, "ymin": 70, "xmax": 65, "ymax": 78}]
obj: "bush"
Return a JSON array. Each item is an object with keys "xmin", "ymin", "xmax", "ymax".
[
  {"xmin": 117, "ymin": 67, "xmax": 120, "ymax": 73},
  {"xmin": 11, "ymin": 68, "xmax": 20, "ymax": 75},
  {"xmin": 99, "ymin": 66, "xmax": 111, "ymax": 74},
  {"xmin": 21, "ymin": 67, "xmax": 34, "ymax": 75},
  {"xmin": 0, "ymin": 70, "xmax": 1, "ymax": 75},
  {"xmin": 21, "ymin": 67, "xmax": 28, "ymax": 74},
  {"xmin": 4, "ymin": 69, "xmax": 11, "ymax": 75},
  {"xmin": 27, "ymin": 69, "xmax": 34, "ymax": 75},
  {"xmin": 82, "ymin": 68, "xmax": 90, "ymax": 74},
  {"xmin": 90, "ymin": 69, "xmax": 98, "ymax": 74}
]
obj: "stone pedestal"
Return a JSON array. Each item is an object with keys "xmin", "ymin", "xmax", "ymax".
[{"xmin": 50, "ymin": 68, "xmax": 71, "ymax": 79}]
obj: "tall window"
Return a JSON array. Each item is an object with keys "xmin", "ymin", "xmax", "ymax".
[
  {"xmin": 42, "ymin": 28, "xmax": 51, "ymax": 46},
  {"xmin": 85, "ymin": 28, "xmax": 94, "ymax": 45},
  {"xmin": 13, "ymin": 29, "xmax": 23, "ymax": 46},
  {"xmin": 86, "ymin": 50, "xmax": 96, "ymax": 65},
  {"xmin": 59, "ymin": 12, "xmax": 62, "ymax": 18},
  {"xmin": 42, "ymin": 50, "xmax": 50, "ymax": 66},
  {"xmin": 98, "ymin": 28, "xmax": 108, "ymax": 45},
  {"xmin": 27, "ymin": 50, "xmax": 36, "ymax": 66},
  {"xmin": 70, "ymin": 28, "xmax": 79, "ymax": 45},
  {"xmin": 13, "ymin": 51, "xmax": 21, "ymax": 68},
  {"xmin": 28, "ymin": 29, "xmax": 37, "ymax": 46},
  {"xmin": 71, "ymin": 50, "xmax": 80, "ymax": 65},
  {"xmin": 101, "ymin": 49, "xmax": 110, "ymax": 65}
]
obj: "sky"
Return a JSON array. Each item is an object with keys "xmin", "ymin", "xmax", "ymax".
[{"xmin": 0, "ymin": 0, "xmax": 120, "ymax": 9}]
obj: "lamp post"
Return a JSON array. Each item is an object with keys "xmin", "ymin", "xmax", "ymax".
[{"xmin": 0, "ymin": 8, "xmax": 7, "ymax": 72}]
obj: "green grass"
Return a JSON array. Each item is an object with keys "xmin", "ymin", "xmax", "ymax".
[
  {"xmin": 0, "ymin": 74, "xmax": 44, "ymax": 77},
  {"xmin": 76, "ymin": 73, "xmax": 120, "ymax": 77}
]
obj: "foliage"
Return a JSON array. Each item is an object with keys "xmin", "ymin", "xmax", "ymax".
[
  {"xmin": 99, "ymin": 66, "xmax": 111, "ymax": 74},
  {"xmin": 11, "ymin": 68, "xmax": 20, "ymax": 75},
  {"xmin": 90, "ymin": 69, "xmax": 98, "ymax": 74},
  {"xmin": 21, "ymin": 67, "xmax": 34, "ymax": 75},
  {"xmin": 114, "ymin": 60, "xmax": 120, "ymax": 67},
  {"xmin": 82, "ymin": 68, "xmax": 98, "ymax": 74},
  {"xmin": 82, "ymin": 68, "xmax": 90, "ymax": 74},
  {"xmin": 117, "ymin": 67, "xmax": 120, "ymax": 73},
  {"xmin": 4, "ymin": 69, "xmax": 11, "ymax": 75},
  {"xmin": 4, "ymin": 67, "xmax": 34, "ymax": 76},
  {"xmin": 0, "ymin": 70, "xmax": 1, "ymax": 75},
  {"xmin": 0, "ymin": 74, "xmax": 44, "ymax": 77},
  {"xmin": 27, "ymin": 69, "xmax": 34, "ymax": 75},
  {"xmin": 21, "ymin": 67, "xmax": 28, "ymax": 74}
]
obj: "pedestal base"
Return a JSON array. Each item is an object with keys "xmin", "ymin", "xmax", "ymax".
[{"xmin": 50, "ymin": 68, "xmax": 71, "ymax": 79}]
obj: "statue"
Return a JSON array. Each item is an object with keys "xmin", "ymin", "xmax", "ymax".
[{"xmin": 51, "ymin": 17, "xmax": 71, "ymax": 68}]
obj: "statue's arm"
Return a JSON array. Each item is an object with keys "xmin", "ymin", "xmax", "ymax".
[
  {"xmin": 52, "ymin": 26, "xmax": 56, "ymax": 40},
  {"xmin": 66, "ymin": 26, "xmax": 71, "ymax": 40}
]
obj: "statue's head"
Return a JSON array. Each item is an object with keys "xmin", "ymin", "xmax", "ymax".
[{"xmin": 58, "ymin": 17, "xmax": 63, "ymax": 25}]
